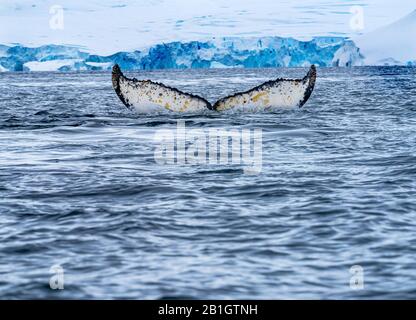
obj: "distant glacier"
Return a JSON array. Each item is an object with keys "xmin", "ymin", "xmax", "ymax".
[{"xmin": 0, "ymin": 37, "xmax": 365, "ymax": 72}]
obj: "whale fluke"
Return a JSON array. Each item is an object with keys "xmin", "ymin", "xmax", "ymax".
[
  {"xmin": 112, "ymin": 64, "xmax": 212, "ymax": 113},
  {"xmin": 212, "ymin": 65, "xmax": 316, "ymax": 111},
  {"xmin": 112, "ymin": 65, "xmax": 316, "ymax": 113}
]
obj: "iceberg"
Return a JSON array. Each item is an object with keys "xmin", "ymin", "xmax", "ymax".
[
  {"xmin": 23, "ymin": 59, "xmax": 84, "ymax": 72},
  {"xmin": 355, "ymin": 10, "xmax": 416, "ymax": 66},
  {"xmin": 0, "ymin": 36, "xmax": 363, "ymax": 72},
  {"xmin": 332, "ymin": 41, "xmax": 364, "ymax": 67}
]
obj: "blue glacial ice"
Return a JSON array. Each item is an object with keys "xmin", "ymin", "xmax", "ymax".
[{"xmin": 0, "ymin": 37, "xmax": 364, "ymax": 72}]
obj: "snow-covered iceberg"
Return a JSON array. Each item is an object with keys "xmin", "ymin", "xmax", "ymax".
[
  {"xmin": 355, "ymin": 10, "xmax": 416, "ymax": 66},
  {"xmin": 0, "ymin": 36, "xmax": 363, "ymax": 72}
]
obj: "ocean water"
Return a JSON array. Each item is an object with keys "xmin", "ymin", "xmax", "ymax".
[{"xmin": 0, "ymin": 67, "xmax": 415, "ymax": 299}]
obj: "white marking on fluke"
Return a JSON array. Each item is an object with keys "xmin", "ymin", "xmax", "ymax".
[{"xmin": 112, "ymin": 64, "xmax": 316, "ymax": 113}]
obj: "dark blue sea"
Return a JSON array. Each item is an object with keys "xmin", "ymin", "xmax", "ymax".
[{"xmin": 0, "ymin": 67, "xmax": 415, "ymax": 299}]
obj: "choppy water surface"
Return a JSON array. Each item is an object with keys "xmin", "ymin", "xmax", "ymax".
[{"xmin": 0, "ymin": 67, "xmax": 416, "ymax": 299}]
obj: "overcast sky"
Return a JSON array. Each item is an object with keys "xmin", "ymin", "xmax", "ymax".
[{"xmin": 1, "ymin": 0, "xmax": 415, "ymax": 54}]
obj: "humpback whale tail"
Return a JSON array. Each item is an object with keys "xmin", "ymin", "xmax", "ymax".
[{"xmin": 112, "ymin": 64, "xmax": 316, "ymax": 113}]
